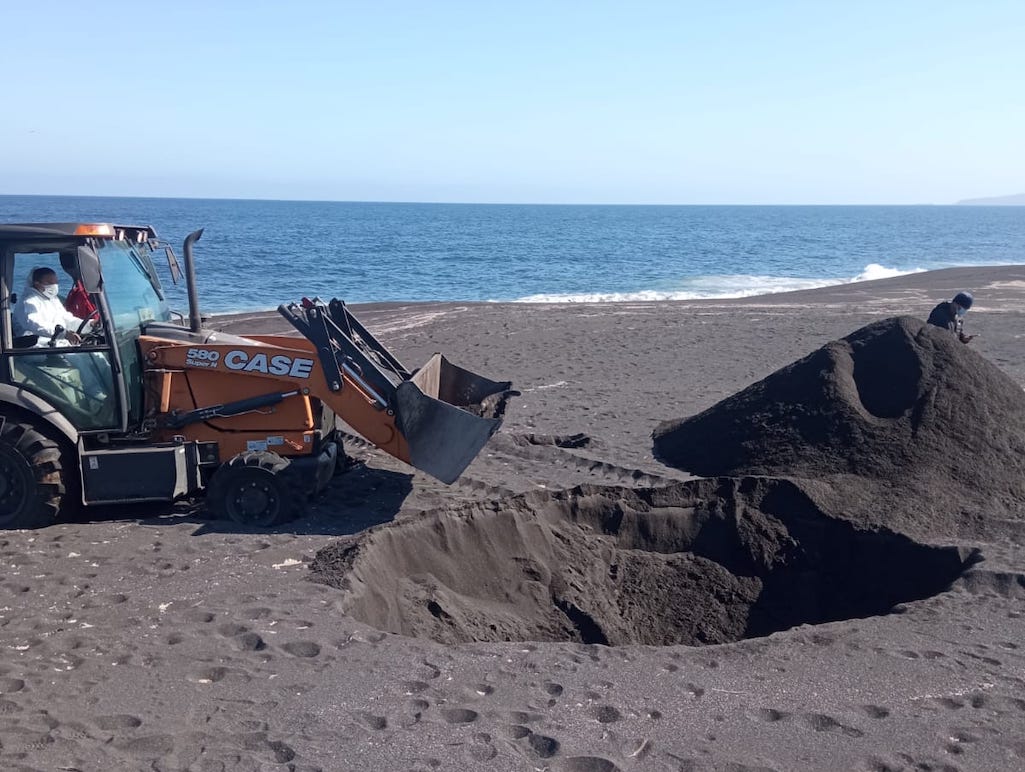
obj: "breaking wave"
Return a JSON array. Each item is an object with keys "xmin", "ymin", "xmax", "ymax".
[{"xmin": 511, "ymin": 264, "xmax": 925, "ymax": 304}]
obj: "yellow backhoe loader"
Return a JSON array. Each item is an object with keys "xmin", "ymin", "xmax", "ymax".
[{"xmin": 0, "ymin": 223, "xmax": 512, "ymax": 528}]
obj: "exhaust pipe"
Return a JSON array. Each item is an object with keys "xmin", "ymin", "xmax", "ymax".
[{"xmin": 183, "ymin": 229, "xmax": 205, "ymax": 333}]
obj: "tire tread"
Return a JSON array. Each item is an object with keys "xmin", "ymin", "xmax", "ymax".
[
  {"xmin": 0, "ymin": 420, "xmax": 67, "ymax": 529},
  {"xmin": 207, "ymin": 451, "xmax": 308, "ymax": 527}
]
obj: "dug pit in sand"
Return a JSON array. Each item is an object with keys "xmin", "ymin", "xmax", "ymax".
[{"xmin": 310, "ymin": 478, "xmax": 973, "ymax": 646}]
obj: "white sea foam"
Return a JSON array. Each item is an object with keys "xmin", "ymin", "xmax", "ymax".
[{"xmin": 510, "ymin": 263, "xmax": 925, "ymax": 304}]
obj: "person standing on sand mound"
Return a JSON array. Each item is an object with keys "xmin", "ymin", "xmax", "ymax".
[{"xmin": 927, "ymin": 291, "xmax": 975, "ymax": 344}]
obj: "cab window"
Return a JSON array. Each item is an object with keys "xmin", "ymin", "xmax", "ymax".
[{"xmin": 5, "ymin": 250, "xmax": 117, "ymax": 431}]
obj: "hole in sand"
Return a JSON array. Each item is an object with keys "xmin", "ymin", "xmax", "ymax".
[
  {"xmin": 311, "ymin": 478, "xmax": 974, "ymax": 646},
  {"xmin": 847, "ymin": 325, "xmax": 922, "ymax": 418}
]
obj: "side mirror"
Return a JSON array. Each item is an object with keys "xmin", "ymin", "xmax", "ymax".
[{"xmin": 77, "ymin": 246, "xmax": 103, "ymax": 293}]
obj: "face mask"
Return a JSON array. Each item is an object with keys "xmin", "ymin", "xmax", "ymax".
[
  {"xmin": 42, "ymin": 284, "xmax": 59, "ymax": 299},
  {"xmin": 956, "ymin": 307, "xmax": 967, "ymax": 317}
]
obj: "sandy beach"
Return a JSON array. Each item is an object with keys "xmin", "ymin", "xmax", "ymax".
[{"xmin": 2, "ymin": 264, "xmax": 1024, "ymax": 771}]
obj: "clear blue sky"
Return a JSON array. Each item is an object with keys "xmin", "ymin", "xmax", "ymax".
[{"xmin": 2, "ymin": 1, "xmax": 1022, "ymax": 204}]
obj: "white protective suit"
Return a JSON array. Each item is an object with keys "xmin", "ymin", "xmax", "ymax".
[
  {"xmin": 13, "ymin": 286, "xmax": 92, "ymax": 347},
  {"xmin": 11, "ymin": 283, "xmax": 111, "ymax": 420}
]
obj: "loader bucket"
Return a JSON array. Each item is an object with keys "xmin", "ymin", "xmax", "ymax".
[
  {"xmin": 394, "ymin": 354, "xmax": 513, "ymax": 484},
  {"xmin": 277, "ymin": 300, "xmax": 516, "ymax": 484}
]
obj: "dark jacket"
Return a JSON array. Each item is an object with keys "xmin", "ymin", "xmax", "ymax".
[{"xmin": 927, "ymin": 301, "xmax": 961, "ymax": 333}]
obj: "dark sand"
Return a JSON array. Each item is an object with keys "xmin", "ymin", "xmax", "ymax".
[{"xmin": 2, "ymin": 265, "xmax": 1024, "ymax": 771}]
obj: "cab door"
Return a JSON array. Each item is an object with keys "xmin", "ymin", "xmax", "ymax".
[{"xmin": 2, "ymin": 247, "xmax": 120, "ymax": 431}]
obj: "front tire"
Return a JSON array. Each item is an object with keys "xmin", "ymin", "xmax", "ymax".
[
  {"xmin": 207, "ymin": 451, "xmax": 307, "ymax": 527},
  {"xmin": 0, "ymin": 421, "xmax": 66, "ymax": 529}
]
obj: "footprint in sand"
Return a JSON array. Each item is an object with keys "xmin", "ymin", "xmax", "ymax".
[
  {"xmin": 182, "ymin": 609, "xmax": 215, "ymax": 623},
  {"xmin": 543, "ymin": 681, "xmax": 564, "ymax": 696},
  {"xmin": 402, "ymin": 680, "xmax": 430, "ymax": 695},
  {"xmin": 555, "ymin": 757, "xmax": 621, "ymax": 772},
  {"xmin": 0, "ymin": 677, "xmax": 26, "ymax": 693},
  {"xmin": 51, "ymin": 652, "xmax": 85, "ymax": 671},
  {"xmin": 505, "ymin": 710, "xmax": 543, "ymax": 723},
  {"xmin": 187, "ymin": 667, "xmax": 228, "ymax": 683},
  {"xmin": 56, "ymin": 720, "xmax": 97, "ymax": 741},
  {"xmin": 357, "ymin": 711, "xmax": 387, "ymax": 730},
  {"xmin": 799, "ymin": 713, "xmax": 864, "ymax": 737},
  {"xmin": 465, "ymin": 732, "xmax": 498, "ymax": 762},
  {"xmin": 280, "ymin": 641, "xmax": 321, "ymax": 657},
  {"xmin": 684, "ymin": 682, "xmax": 706, "ymax": 699},
  {"xmin": 217, "ymin": 622, "xmax": 249, "ymax": 637},
  {"xmin": 1, "ymin": 725, "xmax": 55, "ymax": 753},
  {"xmin": 243, "ymin": 606, "xmax": 274, "ymax": 620},
  {"xmin": 235, "ymin": 632, "xmax": 267, "ymax": 651},
  {"xmin": 947, "ymin": 728, "xmax": 980, "ymax": 746},
  {"xmin": 504, "ymin": 725, "xmax": 562, "ymax": 762},
  {"xmin": 527, "ymin": 732, "xmax": 560, "ymax": 759},
  {"xmin": 82, "ymin": 592, "xmax": 129, "ymax": 608},
  {"xmin": 395, "ymin": 697, "xmax": 428, "ymax": 729},
  {"xmin": 590, "ymin": 705, "xmax": 622, "ymax": 723},
  {"xmin": 412, "ymin": 661, "xmax": 442, "ymax": 681},
  {"xmin": 859, "ymin": 705, "xmax": 891, "ymax": 719},
  {"xmin": 93, "ymin": 714, "xmax": 143, "ymax": 730},
  {"xmin": 749, "ymin": 707, "xmax": 790, "ymax": 723},
  {"xmin": 115, "ymin": 734, "xmax": 176, "ymax": 756},
  {"xmin": 501, "ymin": 725, "xmax": 532, "ymax": 739},
  {"xmin": 440, "ymin": 707, "xmax": 479, "ymax": 724}
]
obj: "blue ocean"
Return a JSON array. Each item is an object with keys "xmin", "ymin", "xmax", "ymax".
[{"xmin": 1, "ymin": 196, "xmax": 1022, "ymax": 314}]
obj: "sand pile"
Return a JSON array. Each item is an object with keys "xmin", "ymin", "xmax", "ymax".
[
  {"xmin": 310, "ymin": 478, "xmax": 970, "ymax": 646},
  {"xmin": 653, "ymin": 316, "xmax": 1025, "ymax": 538}
]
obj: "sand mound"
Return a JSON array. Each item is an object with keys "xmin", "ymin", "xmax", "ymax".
[
  {"xmin": 653, "ymin": 316, "xmax": 1025, "ymax": 537},
  {"xmin": 310, "ymin": 478, "xmax": 971, "ymax": 646}
]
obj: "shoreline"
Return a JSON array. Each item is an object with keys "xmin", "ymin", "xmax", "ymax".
[
  {"xmin": 211, "ymin": 263, "xmax": 1025, "ymax": 339},
  {"xmin": 211, "ymin": 263, "xmax": 1025, "ymax": 318}
]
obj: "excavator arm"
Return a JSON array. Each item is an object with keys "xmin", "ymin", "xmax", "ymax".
[
  {"xmin": 141, "ymin": 299, "xmax": 514, "ymax": 484},
  {"xmin": 278, "ymin": 298, "xmax": 513, "ymax": 482}
]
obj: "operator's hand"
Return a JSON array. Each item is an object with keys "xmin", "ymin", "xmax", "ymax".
[
  {"xmin": 66, "ymin": 331, "xmax": 83, "ymax": 345},
  {"xmin": 959, "ymin": 334, "xmax": 975, "ymax": 344}
]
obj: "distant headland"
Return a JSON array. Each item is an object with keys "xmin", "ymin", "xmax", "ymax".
[{"xmin": 955, "ymin": 192, "xmax": 1025, "ymax": 205}]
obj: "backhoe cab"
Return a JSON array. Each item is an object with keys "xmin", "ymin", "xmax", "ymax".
[{"xmin": 0, "ymin": 223, "xmax": 512, "ymax": 529}]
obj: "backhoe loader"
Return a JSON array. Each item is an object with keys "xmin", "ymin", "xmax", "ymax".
[{"xmin": 0, "ymin": 223, "xmax": 513, "ymax": 528}]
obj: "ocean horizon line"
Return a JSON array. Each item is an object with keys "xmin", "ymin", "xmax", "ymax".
[{"xmin": 0, "ymin": 193, "xmax": 983, "ymax": 208}]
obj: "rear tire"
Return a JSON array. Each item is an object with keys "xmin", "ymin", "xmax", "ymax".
[
  {"xmin": 207, "ymin": 451, "xmax": 307, "ymax": 527},
  {"xmin": 0, "ymin": 421, "xmax": 66, "ymax": 529}
]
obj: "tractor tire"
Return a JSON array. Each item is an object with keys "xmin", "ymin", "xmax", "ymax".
[
  {"xmin": 206, "ymin": 451, "xmax": 307, "ymax": 528},
  {"xmin": 0, "ymin": 420, "xmax": 67, "ymax": 530}
]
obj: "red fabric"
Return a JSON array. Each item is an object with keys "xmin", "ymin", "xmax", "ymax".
[{"xmin": 66, "ymin": 280, "xmax": 97, "ymax": 319}]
